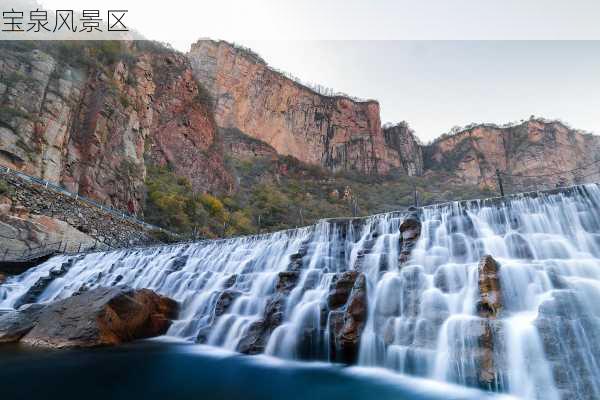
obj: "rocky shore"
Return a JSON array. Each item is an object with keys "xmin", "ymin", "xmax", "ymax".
[{"xmin": 0, "ymin": 286, "xmax": 178, "ymax": 348}]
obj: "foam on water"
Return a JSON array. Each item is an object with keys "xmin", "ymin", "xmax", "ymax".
[{"xmin": 3, "ymin": 184, "xmax": 600, "ymax": 399}]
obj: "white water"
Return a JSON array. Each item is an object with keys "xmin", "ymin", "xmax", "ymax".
[{"xmin": 2, "ymin": 184, "xmax": 600, "ymax": 399}]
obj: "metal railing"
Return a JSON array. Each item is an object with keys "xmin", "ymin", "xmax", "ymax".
[{"xmin": 0, "ymin": 164, "xmax": 177, "ymax": 237}]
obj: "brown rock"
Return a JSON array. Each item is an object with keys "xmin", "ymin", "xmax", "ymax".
[
  {"xmin": 188, "ymin": 40, "xmax": 422, "ymax": 176},
  {"xmin": 329, "ymin": 273, "xmax": 368, "ymax": 364},
  {"xmin": 327, "ymin": 271, "xmax": 359, "ymax": 310},
  {"xmin": 476, "ymin": 255, "xmax": 503, "ymax": 388},
  {"xmin": 477, "ymin": 255, "xmax": 502, "ymax": 318},
  {"xmin": 399, "ymin": 215, "xmax": 421, "ymax": 265},
  {"xmin": 214, "ymin": 290, "xmax": 241, "ymax": 317},
  {"xmin": 0, "ymin": 42, "xmax": 232, "ymax": 217},
  {"xmin": 17, "ymin": 287, "xmax": 177, "ymax": 348},
  {"xmin": 275, "ymin": 271, "xmax": 301, "ymax": 294},
  {"xmin": 423, "ymin": 119, "xmax": 600, "ymax": 190}
]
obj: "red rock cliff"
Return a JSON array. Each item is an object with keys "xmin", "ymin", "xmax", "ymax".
[
  {"xmin": 423, "ymin": 119, "xmax": 600, "ymax": 189},
  {"xmin": 0, "ymin": 42, "xmax": 233, "ymax": 214},
  {"xmin": 188, "ymin": 40, "xmax": 421, "ymax": 176}
]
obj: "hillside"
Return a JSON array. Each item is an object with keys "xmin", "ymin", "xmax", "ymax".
[{"xmin": 1, "ymin": 40, "xmax": 598, "ymax": 241}]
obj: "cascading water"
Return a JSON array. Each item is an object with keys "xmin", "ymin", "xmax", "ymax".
[{"xmin": 2, "ymin": 184, "xmax": 600, "ymax": 399}]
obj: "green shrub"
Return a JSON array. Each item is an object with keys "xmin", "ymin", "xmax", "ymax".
[{"xmin": 0, "ymin": 180, "xmax": 10, "ymax": 196}]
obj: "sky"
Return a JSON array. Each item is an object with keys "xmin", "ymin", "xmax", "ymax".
[
  {"xmin": 12, "ymin": 0, "xmax": 600, "ymax": 141},
  {"xmin": 237, "ymin": 40, "xmax": 600, "ymax": 141}
]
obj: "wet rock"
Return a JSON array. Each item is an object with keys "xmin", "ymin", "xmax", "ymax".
[
  {"xmin": 449, "ymin": 233, "xmax": 471, "ymax": 260},
  {"xmin": 13, "ymin": 258, "xmax": 76, "ymax": 308},
  {"xmin": 275, "ymin": 271, "xmax": 300, "ymax": 294},
  {"xmin": 236, "ymin": 319, "xmax": 267, "ymax": 354},
  {"xmin": 0, "ymin": 304, "xmax": 45, "ymax": 343},
  {"xmin": 329, "ymin": 273, "xmax": 367, "ymax": 364},
  {"xmin": 0, "ymin": 272, "xmax": 6, "ymax": 285},
  {"xmin": 327, "ymin": 271, "xmax": 359, "ymax": 310},
  {"xmin": 475, "ymin": 255, "xmax": 503, "ymax": 388},
  {"xmin": 196, "ymin": 289, "xmax": 240, "ymax": 344},
  {"xmin": 17, "ymin": 287, "xmax": 177, "ymax": 348},
  {"xmin": 505, "ymin": 232, "xmax": 534, "ymax": 259},
  {"xmin": 237, "ymin": 295, "xmax": 285, "ymax": 355},
  {"xmin": 545, "ymin": 268, "xmax": 568, "ymax": 289},
  {"xmin": 399, "ymin": 215, "xmax": 421, "ymax": 265},
  {"xmin": 447, "ymin": 214, "xmax": 475, "ymax": 236},
  {"xmin": 214, "ymin": 290, "xmax": 241, "ymax": 317},
  {"xmin": 538, "ymin": 290, "xmax": 590, "ymax": 319},
  {"xmin": 399, "ymin": 266, "xmax": 426, "ymax": 317},
  {"xmin": 477, "ymin": 255, "xmax": 502, "ymax": 318},
  {"xmin": 223, "ymin": 274, "xmax": 237, "ymax": 288},
  {"xmin": 433, "ymin": 267, "xmax": 450, "ymax": 293},
  {"xmin": 237, "ymin": 269, "xmax": 301, "ymax": 354},
  {"xmin": 170, "ymin": 256, "xmax": 189, "ymax": 272}
]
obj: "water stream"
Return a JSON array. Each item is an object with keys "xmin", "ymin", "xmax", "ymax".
[{"xmin": 2, "ymin": 184, "xmax": 600, "ymax": 399}]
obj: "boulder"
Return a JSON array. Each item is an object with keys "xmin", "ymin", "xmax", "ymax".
[
  {"xmin": 0, "ymin": 304, "xmax": 46, "ymax": 343},
  {"xmin": 236, "ymin": 271, "xmax": 301, "ymax": 354},
  {"xmin": 214, "ymin": 290, "xmax": 241, "ymax": 317},
  {"xmin": 475, "ymin": 255, "xmax": 503, "ymax": 388},
  {"xmin": 329, "ymin": 273, "xmax": 368, "ymax": 364},
  {"xmin": 3, "ymin": 287, "xmax": 178, "ymax": 348},
  {"xmin": 399, "ymin": 215, "xmax": 421, "ymax": 265},
  {"xmin": 327, "ymin": 271, "xmax": 359, "ymax": 310},
  {"xmin": 477, "ymin": 255, "xmax": 502, "ymax": 318},
  {"xmin": 237, "ymin": 294, "xmax": 286, "ymax": 355},
  {"xmin": 275, "ymin": 271, "xmax": 300, "ymax": 294}
]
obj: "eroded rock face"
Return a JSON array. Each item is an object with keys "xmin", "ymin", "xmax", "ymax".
[
  {"xmin": 0, "ymin": 303, "xmax": 45, "ymax": 343},
  {"xmin": 236, "ymin": 270, "xmax": 301, "ymax": 355},
  {"xmin": 476, "ymin": 255, "xmax": 503, "ymax": 388},
  {"xmin": 328, "ymin": 272, "xmax": 368, "ymax": 364},
  {"xmin": 327, "ymin": 271, "xmax": 359, "ymax": 310},
  {"xmin": 0, "ymin": 287, "xmax": 178, "ymax": 348},
  {"xmin": 383, "ymin": 122, "xmax": 424, "ymax": 176},
  {"xmin": 399, "ymin": 212, "xmax": 422, "ymax": 265},
  {"xmin": 423, "ymin": 119, "xmax": 600, "ymax": 189},
  {"xmin": 477, "ymin": 255, "xmax": 502, "ymax": 318},
  {"xmin": 0, "ymin": 43, "xmax": 232, "ymax": 215},
  {"xmin": 188, "ymin": 40, "xmax": 422, "ymax": 176}
]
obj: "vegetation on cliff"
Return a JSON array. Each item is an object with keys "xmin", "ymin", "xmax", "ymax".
[
  {"xmin": 144, "ymin": 145, "xmax": 492, "ymax": 239},
  {"xmin": 0, "ymin": 40, "xmax": 523, "ymax": 241}
]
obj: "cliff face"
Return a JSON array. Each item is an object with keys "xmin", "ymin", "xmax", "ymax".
[
  {"xmin": 0, "ymin": 42, "xmax": 232, "ymax": 215},
  {"xmin": 383, "ymin": 122, "xmax": 424, "ymax": 176},
  {"xmin": 188, "ymin": 40, "xmax": 422, "ymax": 176},
  {"xmin": 423, "ymin": 120, "xmax": 600, "ymax": 189}
]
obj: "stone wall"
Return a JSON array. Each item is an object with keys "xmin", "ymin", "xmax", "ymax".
[{"xmin": 0, "ymin": 170, "xmax": 169, "ymax": 253}]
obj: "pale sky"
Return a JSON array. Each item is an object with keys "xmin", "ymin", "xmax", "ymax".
[
  {"xmin": 13, "ymin": 0, "xmax": 600, "ymax": 141},
  {"xmin": 238, "ymin": 40, "xmax": 600, "ymax": 141}
]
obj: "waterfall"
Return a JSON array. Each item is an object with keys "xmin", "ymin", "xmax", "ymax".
[{"xmin": 3, "ymin": 184, "xmax": 600, "ymax": 399}]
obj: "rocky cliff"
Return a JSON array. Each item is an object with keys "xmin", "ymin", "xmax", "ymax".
[
  {"xmin": 0, "ymin": 41, "xmax": 232, "ymax": 216},
  {"xmin": 188, "ymin": 39, "xmax": 422, "ymax": 176},
  {"xmin": 2, "ymin": 40, "xmax": 600, "ymax": 241},
  {"xmin": 423, "ymin": 119, "xmax": 600, "ymax": 190},
  {"xmin": 383, "ymin": 122, "xmax": 424, "ymax": 177}
]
